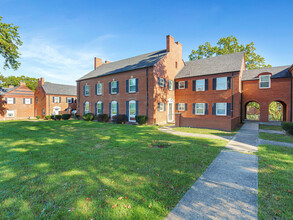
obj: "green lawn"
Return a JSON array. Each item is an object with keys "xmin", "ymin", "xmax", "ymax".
[
  {"xmin": 0, "ymin": 120, "xmax": 227, "ymax": 219},
  {"xmin": 173, "ymin": 127, "xmax": 240, "ymax": 136},
  {"xmin": 259, "ymin": 132, "xmax": 293, "ymax": 144},
  {"xmin": 259, "ymin": 124, "xmax": 283, "ymax": 131},
  {"xmin": 257, "ymin": 145, "xmax": 293, "ymax": 219}
]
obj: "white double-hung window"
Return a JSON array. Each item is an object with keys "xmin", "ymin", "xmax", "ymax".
[
  {"xmin": 84, "ymin": 84, "xmax": 89, "ymax": 96},
  {"xmin": 216, "ymin": 77, "xmax": 227, "ymax": 90},
  {"xmin": 196, "ymin": 103, "xmax": 205, "ymax": 115},
  {"xmin": 129, "ymin": 78, "xmax": 136, "ymax": 93},
  {"xmin": 24, "ymin": 98, "xmax": 31, "ymax": 104},
  {"xmin": 196, "ymin": 79, "xmax": 205, "ymax": 91},
  {"xmin": 179, "ymin": 81, "xmax": 185, "ymax": 89},
  {"xmin": 178, "ymin": 103, "xmax": 185, "ymax": 111},
  {"xmin": 6, "ymin": 110, "xmax": 15, "ymax": 117},
  {"xmin": 216, "ymin": 103, "xmax": 227, "ymax": 116},
  {"xmin": 96, "ymin": 82, "xmax": 102, "ymax": 95},
  {"xmin": 111, "ymin": 81, "xmax": 118, "ymax": 94},
  {"xmin": 158, "ymin": 103, "xmax": 164, "ymax": 112},
  {"xmin": 259, "ymin": 75, "xmax": 270, "ymax": 88},
  {"xmin": 97, "ymin": 101, "xmax": 102, "ymax": 114},
  {"xmin": 6, "ymin": 98, "xmax": 14, "ymax": 104}
]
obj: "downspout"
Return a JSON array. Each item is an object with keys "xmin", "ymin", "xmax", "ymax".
[
  {"xmin": 231, "ymin": 72, "xmax": 234, "ymax": 118},
  {"xmin": 146, "ymin": 67, "xmax": 149, "ymax": 123},
  {"xmin": 290, "ymin": 74, "xmax": 292, "ymax": 122}
]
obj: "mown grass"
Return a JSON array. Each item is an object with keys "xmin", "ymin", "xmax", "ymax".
[
  {"xmin": 259, "ymin": 132, "xmax": 293, "ymax": 144},
  {"xmin": 257, "ymin": 145, "xmax": 293, "ymax": 219},
  {"xmin": 0, "ymin": 120, "xmax": 227, "ymax": 219},
  {"xmin": 173, "ymin": 126, "xmax": 240, "ymax": 136},
  {"xmin": 259, "ymin": 124, "xmax": 283, "ymax": 131}
]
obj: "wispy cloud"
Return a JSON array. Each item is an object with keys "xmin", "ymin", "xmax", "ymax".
[{"xmin": 12, "ymin": 34, "xmax": 115, "ymax": 85}]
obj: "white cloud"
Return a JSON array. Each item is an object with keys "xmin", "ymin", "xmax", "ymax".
[{"xmin": 10, "ymin": 34, "xmax": 115, "ymax": 85}]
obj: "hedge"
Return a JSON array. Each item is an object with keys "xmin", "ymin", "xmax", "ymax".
[
  {"xmin": 112, "ymin": 114, "xmax": 127, "ymax": 124},
  {"xmin": 62, "ymin": 114, "xmax": 71, "ymax": 120},
  {"xmin": 45, "ymin": 115, "xmax": 51, "ymax": 120},
  {"xmin": 83, "ymin": 113, "xmax": 94, "ymax": 121},
  {"xmin": 96, "ymin": 114, "xmax": 109, "ymax": 122},
  {"xmin": 135, "ymin": 115, "xmax": 147, "ymax": 125},
  {"xmin": 281, "ymin": 122, "xmax": 293, "ymax": 135}
]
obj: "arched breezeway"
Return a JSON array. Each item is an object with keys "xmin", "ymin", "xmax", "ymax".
[
  {"xmin": 268, "ymin": 101, "xmax": 286, "ymax": 121},
  {"xmin": 245, "ymin": 101, "xmax": 260, "ymax": 121}
]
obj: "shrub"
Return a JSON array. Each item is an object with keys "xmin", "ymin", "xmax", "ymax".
[
  {"xmin": 135, "ymin": 115, "xmax": 147, "ymax": 125},
  {"xmin": 96, "ymin": 114, "xmax": 109, "ymax": 122},
  {"xmin": 62, "ymin": 114, "xmax": 71, "ymax": 120},
  {"xmin": 50, "ymin": 115, "xmax": 55, "ymax": 120},
  {"xmin": 281, "ymin": 122, "xmax": 293, "ymax": 135},
  {"xmin": 75, "ymin": 115, "xmax": 80, "ymax": 120},
  {"xmin": 83, "ymin": 113, "xmax": 94, "ymax": 121},
  {"xmin": 36, "ymin": 116, "xmax": 41, "ymax": 120},
  {"xmin": 55, "ymin": 115, "xmax": 62, "ymax": 120},
  {"xmin": 112, "ymin": 114, "xmax": 127, "ymax": 124},
  {"xmin": 45, "ymin": 115, "xmax": 51, "ymax": 120}
]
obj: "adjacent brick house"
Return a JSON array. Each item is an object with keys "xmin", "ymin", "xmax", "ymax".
[
  {"xmin": 76, "ymin": 35, "xmax": 184, "ymax": 124},
  {"xmin": 35, "ymin": 78, "xmax": 77, "ymax": 117},
  {"xmin": 174, "ymin": 52, "xmax": 245, "ymax": 131},
  {"xmin": 0, "ymin": 82, "xmax": 34, "ymax": 120}
]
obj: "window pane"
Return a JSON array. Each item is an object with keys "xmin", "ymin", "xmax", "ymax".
[
  {"xmin": 179, "ymin": 81, "xmax": 185, "ymax": 89},
  {"xmin": 216, "ymin": 103, "xmax": 226, "ymax": 115},
  {"xmin": 129, "ymin": 79, "xmax": 136, "ymax": 92},
  {"xmin": 196, "ymin": 80, "xmax": 205, "ymax": 91},
  {"xmin": 112, "ymin": 103, "xmax": 117, "ymax": 114},
  {"xmin": 129, "ymin": 102, "xmax": 136, "ymax": 115},
  {"xmin": 97, "ymin": 83, "xmax": 102, "ymax": 94},
  {"xmin": 217, "ymin": 77, "xmax": 227, "ymax": 90},
  {"xmin": 7, "ymin": 98, "xmax": 14, "ymax": 104}
]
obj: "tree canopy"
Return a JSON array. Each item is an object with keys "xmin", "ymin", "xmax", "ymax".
[
  {"xmin": 189, "ymin": 36, "xmax": 271, "ymax": 70},
  {"xmin": 0, "ymin": 16, "xmax": 23, "ymax": 70},
  {"xmin": 0, "ymin": 75, "xmax": 38, "ymax": 91}
]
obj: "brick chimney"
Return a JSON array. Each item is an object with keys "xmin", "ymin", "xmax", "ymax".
[
  {"xmin": 20, "ymin": 82, "xmax": 26, "ymax": 86},
  {"xmin": 105, "ymin": 60, "xmax": 111, "ymax": 64},
  {"xmin": 94, "ymin": 57, "xmax": 103, "ymax": 69},
  {"xmin": 166, "ymin": 35, "xmax": 175, "ymax": 52},
  {"xmin": 38, "ymin": 78, "xmax": 44, "ymax": 86},
  {"xmin": 8, "ymin": 85, "xmax": 14, "ymax": 88}
]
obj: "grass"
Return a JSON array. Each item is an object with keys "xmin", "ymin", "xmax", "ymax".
[
  {"xmin": 259, "ymin": 124, "xmax": 283, "ymax": 131},
  {"xmin": 259, "ymin": 132, "xmax": 293, "ymax": 144},
  {"xmin": 0, "ymin": 120, "xmax": 227, "ymax": 219},
  {"xmin": 173, "ymin": 126, "xmax": 240, "ymax": 136},
  {"xmin": 257, "ymin": 145, "xmax": 293, "ymax": 219}
]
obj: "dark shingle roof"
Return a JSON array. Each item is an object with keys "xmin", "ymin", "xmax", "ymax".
[
  {"xmin": 43, "ymin": 82, "xmax": 76, "ymax": 96},
  {"xmin": 242, "ymin": 65, "xmax": 291, "ymax": 81},
  {"xmin": 77, "ymin": 49, "xmax": 168, "ymax": 81},
  {"xmin": 175, "ymin": 52, "xmax": 244, "ymax": 79},
  {"xmin": 0, "ymin": 87, "xmax": 17, "ymax": 95}
]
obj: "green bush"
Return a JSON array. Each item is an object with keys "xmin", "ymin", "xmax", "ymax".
[
  {"xmin": 36, "ymin": 116, "xmax": 41, "ymax": 120},
  {"xmin": 83, "ymin": 113, "xmax": 94, "ymax": 121},
  {"xmin": 281, "ymin": 122, "xmax": 293, "ymax": 135},
  {"xmin": 135, "ymin": 115, "xmax": 147, "ymax": 125},
  {"xmin": 45, "ymin": 115, "xmax": 51, "ymax": 120},
  {"xmin": 62, "ymin": 114, "xmax": 71, "ymax": 120},
  {"xmin": 50, "ymin": 115, "xmax": 55, "ymax": 120},
  {"xmin": 96, "ymin": 114, "xmax": 109, "ymax": 122},
  {"xmin": 112, "ymin": 114, "xmax": 127, "ymax": 124},
  {"xmin": 55, "ymin": 115, "xmax": 62, "ymax": 120},
  {"xmin": 75, "ymin": 115, "xmax": 80, "ymax": 120}
]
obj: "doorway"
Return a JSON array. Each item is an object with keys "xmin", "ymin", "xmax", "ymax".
[{"xmin": 167, "ymin": 99, "xmax": 174, "ymax": 123}]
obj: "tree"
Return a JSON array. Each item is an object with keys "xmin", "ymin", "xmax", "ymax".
[
  {"xmin": 0, "ymin": 16, "xmax": 23, "ymax": 70},
  {"xmin": 189, "ymin": 36, "xmax": 271, "ymax": 69},
  {"xmin": 0, "ymin": 75, "xmax": 38, "ymax": 91}
]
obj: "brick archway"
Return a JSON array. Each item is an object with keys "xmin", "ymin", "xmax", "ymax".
[
  {"xmin": 245, "ymin": 101, "xmax": 260, "ymax": 121},
  {"xmin": 268, "ymin": 100, "xmax": 286, "ymax": 121}
]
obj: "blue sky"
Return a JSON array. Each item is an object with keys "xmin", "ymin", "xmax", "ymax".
[{"xmin": 1, "ymin": 0, "xmax": 292, "ymax": 85}]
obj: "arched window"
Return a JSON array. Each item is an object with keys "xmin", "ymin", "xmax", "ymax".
[{"xmin": 84, "ymin": 101, "xmax": 90, "ymax": 114}]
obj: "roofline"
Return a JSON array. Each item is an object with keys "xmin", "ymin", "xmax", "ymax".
[
  {"xmin": 45, "ymin": 93, "xmax": 77, "ymax": 96},
  {"xmin": 0, "ymin": 86, "xmax": 19, "ymax": 96},
  {"xmin": 242, "ymin": 76, "xmax": 291, "ymax": 81},
  {"xmin": 76, "ymin": 65, "xmax": 154, "ymax": 82},
  {"xmin": 243, "ymin": 65, "xmax": 291, "ymax": 73},
  {"xmin": 43, "ymin": 82, "xmax": 76, "ymax": 87},
  {"xmin": 290, "ymin": 64, "xmax": 293, "ymax": 72},
  {"xmin": 175, "ymin": 70, "xmax": 241, "ymax": 80}
]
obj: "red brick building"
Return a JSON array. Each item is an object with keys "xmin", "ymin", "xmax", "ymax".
[
  {"xmin": 76, "ymin": 35, "xmax": 184, "ymax": 124},
  {"xmin": 76, "ymin": 35, "xmax": 293, "ymax": 130},
  {"xmin": 0, "ymin": 82, "xmax": 34, "ymax": 120},
  {"xmin": 35, "ymin": 78, "xmax": 77, "ymax": 117}
]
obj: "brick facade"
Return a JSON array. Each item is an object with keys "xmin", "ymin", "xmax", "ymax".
[{"xmin": 0, "ymin": 83, "xmax": 34, "ymax": 120}]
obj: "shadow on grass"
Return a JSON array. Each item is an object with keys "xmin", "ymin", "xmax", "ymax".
[{"xmin": 0, "ymin": 120, "xmax": 227, "ymax": 219}]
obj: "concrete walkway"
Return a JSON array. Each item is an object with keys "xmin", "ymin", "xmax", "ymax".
[
  {"xmin": 166, "ymin": 121, "xmax": 259, "ymax": 220},
  {"xmin": 158, "ymin": 126, "xmax": 233, "ymax": 141}
]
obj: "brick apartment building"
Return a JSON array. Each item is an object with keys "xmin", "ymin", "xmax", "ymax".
[
  {"xmin": 35, "ymin": 78, "xmax": 77, "ymax": 117},
  {"xmin": 76, "ymin": 35, "xmax": 293, "ymax": 130},
  {"xmin": 77, "ymin": 35, "xmax": 184, "ymax": 124},
  {"xmin": 0, "ymin": 82, "xmax": 34, "ymax": 120}
]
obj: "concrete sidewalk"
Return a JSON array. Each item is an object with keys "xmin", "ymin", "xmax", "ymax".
[{"xmin": 166, "ymin": 121, "xmax": 259, "ymax": 220}]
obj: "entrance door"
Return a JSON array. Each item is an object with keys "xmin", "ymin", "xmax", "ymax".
[
  {"xmin": 167, "ymin": 102, "xmax": 174, "ymax": 122},
  {"xmin": 53, "ymin": 106, "xmax": 61, "ymax": 115},
  {"xmin": 129, "ymin": 100, "xmax": 136, "ymax": 122}
]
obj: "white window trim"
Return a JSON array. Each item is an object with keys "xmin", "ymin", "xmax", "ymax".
[
  {"xmin": 158, "ymin": 103, "xmax": 164, "ymax": 112},
  {"xmin": 129, "ymin": 100, "xmax": 136, "ymax": 122},
  {"xmin": 6, "ymin": 110, "xmax": 15, "ymax": 117},
  {"xmin": 216, "ymin": 77, "xmax": 228, "ymax": 90},
  {"xmin": 24, "ymin": 98, "xmax": 31, "ymax": 104},
  {"xmin": 66, "ymin": 97, "xmax": 72, "ymax": 103},
  {"xmin": 53, "ymin": 97, "xmax": 60, "ymax": 103},
  {"xmin": 196, "ymin": 79, "xmax": 205, "ymax": 91},
  {"xmin": 84, "ymin": 101, "xmax": 90, "ymax": 114},
  {"xmin": 111, "ymin": 101, "xmax": 118, "ymax": 118},
  {"xmin": 129, "ymin": 78, "xmax": 136, "ymax": 93},
  {"xmin": 196, "ymin": 103, "xmax": 205, "ymax": 115},
  {"xmin": 168, "ymin": 80, "xmax": 174, "ymax": 90},
  {"xmin": 97, "ymin": 83, "xmax": 102, "ymax": 95},
  {"xmin": 179, "ymin": 81, "xmax": 185, "ymax": 89},
  {"xmin": 111, "ymin": 81, "xmax": 117, "ymax": 94},
  {"xmin": 97, "ymin": 101, "xmax": 102, "ymax": 114},
  {"xmin": 159, "ymin": 78, "xmax": 165, "ymax": 87},
  {"xmin": 7, "ymin": 98, "xmax": 14, "ymax": 104},
  {"xmin": 178, "ymin": 103, "xmax": 185, "ymax": 111},
  {"xmin": 216, "ymin": 103, "xmax": 227, "ymax": 116},
  {"xmin": 259, "ymin": 75, "xmax": 271, "ymax": 89},
  {"xmin": 84, "ymin": 85, "xmax": 90, "ymax": 96}
]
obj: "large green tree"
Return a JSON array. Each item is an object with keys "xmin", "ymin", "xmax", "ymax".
[
  {"xmin": 0, "ymin": 16, "xmax": 22, "ymax": 70},
  {"xmin": 189, "ymin": 36, "xmax": 271, "ymax": 69},
  {"xmin": 0, "ymin": 75, "xmax": 38, "ymax": 91}
]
